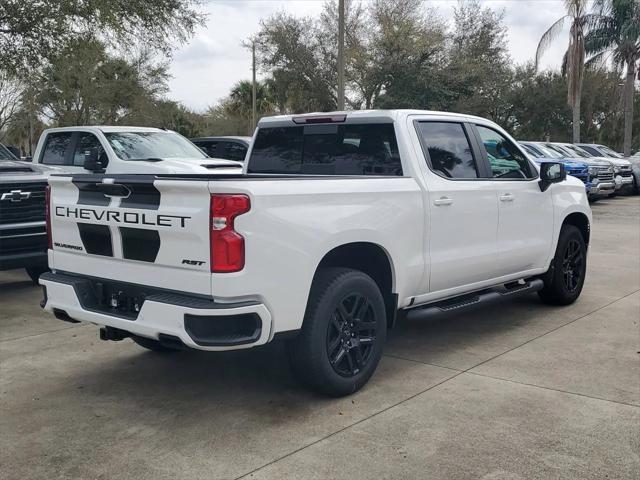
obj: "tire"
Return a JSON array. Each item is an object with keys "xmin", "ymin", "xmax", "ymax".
[
  {"xmin": 608, "ymin": 192, "xmax": 617, "ymax": 198},
  {"xmin": 538, "ymin": 225, "xmax": 587, "ymax": 305},
  {"xmin": 287, "ymin": 267, "xmax": 387, "ymax": 397},
  {"xmin": 25, "ymin": 265, "xmax": 49, "ymax": 284},
  {"xmin": 131, "ymin": 336, "xmax": 180, "ymax": 352}
]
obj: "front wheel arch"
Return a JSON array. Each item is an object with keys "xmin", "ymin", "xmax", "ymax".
[{"xmin": 561, "ymin": 212, "xmax": 590, "ymax": 247}]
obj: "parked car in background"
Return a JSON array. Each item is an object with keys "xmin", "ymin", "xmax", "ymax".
[
  {"xmin": 523, "ymin": 141, "xmax": 615, "ymax": 199},
  {"xmin": 549, "ymin": 142, "xmax": 634, "ymax": 195},
  {"xmin": 190, "ymin": 136, "xmax": 252, "ymax": 162},
  {"xmin": 576, "ymin": 143, "xmax": 622, "ymax": 159},
  {"xmin": 0, "ymin": 152, "xmax": 61, "ymax": 282},
  {"xmin": 31, "ymin": 127, "xmax": 243, "ymax": 174},
  {"xmin": 520, "ymin": 141, "xmax": 589, "ymax": 184},
  {"xmin": 577, "ymin": 143, "xmax": 639, "ymax": 194},
  {"xmin": 0, "ymin": 142, "xmax": 20, "ymax": 162},
  {"xmin": 41, "ymin": 110, "xmax": 592, "ymax": 396}
]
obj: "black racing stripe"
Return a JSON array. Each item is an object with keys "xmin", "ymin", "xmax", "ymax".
[
  {"xmin": 77, "ymin": 223, "xmax": 113, "ymax": 256},
  {"xmin": 119, "ymin": 183, "xmax": 161, "ymax": 210},
  {"xmin": 120, "ymin": 227, "xmax": 160, "ymax": 262},
  {"xmin": 72, "ymin": 180, "xmax": 110, "ymax": 207}
]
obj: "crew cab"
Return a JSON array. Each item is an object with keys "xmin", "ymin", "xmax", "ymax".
[
  {"xmin": 31, "ymin": 126, "xmax": 243, "ymax": 174},
  {"xmin": 40, "ymin": 110, "xmax": 592, "ymax": 396}
]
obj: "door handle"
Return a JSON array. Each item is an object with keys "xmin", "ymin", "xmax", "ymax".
[
  {"xmin": 499, "ymin": 193, "xmax": 514, "ymax": 202},
  {"xmin": 433, "ymin": 196, "xmax": 453, "ymax": 206}
]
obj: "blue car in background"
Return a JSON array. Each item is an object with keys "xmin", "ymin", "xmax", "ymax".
[
  {"xmin": 519, "ymin": 141, "xmax": 614, "ymax": 199},
  {"xmin": 520, "ymin": 141, "xmax": 588, "ymax": 181}
]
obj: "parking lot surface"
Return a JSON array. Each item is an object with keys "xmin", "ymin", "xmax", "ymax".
[{"xmin": 1, "ymin": 196, "xmax": 638, "ymax": 480}]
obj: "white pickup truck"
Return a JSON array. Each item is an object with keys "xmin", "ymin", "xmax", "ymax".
[
  {"xmin": 40, "ymin": 110, "xmax": 592, "ymax": 396},
  {"xmin": 31, "ymin": 126, "xmax": 243, "ymax": 174}
]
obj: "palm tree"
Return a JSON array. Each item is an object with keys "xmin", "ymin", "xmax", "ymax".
[
  {"xmin": 226, "ymin": 80, "xmax": 275, "ymax": 134},
  {"xmin": 536, "ymin": 0, "xmax": 591, "ymax": 143},
  {"xmin": 586, "ymin": 0, "xmax": 640, "ymax": 156}
]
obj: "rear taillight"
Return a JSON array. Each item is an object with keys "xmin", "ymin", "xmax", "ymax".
[
  {"xmin": 45, "ymin": 185, "xmax": 52, "ymax": 249},
  {"xmin": 210, "ymin": 194, "xmax": 250, "ymax": 273}
]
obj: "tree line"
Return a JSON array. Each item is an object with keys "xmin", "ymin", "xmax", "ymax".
[{"xmin": 0, "ymin": 0, "xmax": 637, "ymax": 155}]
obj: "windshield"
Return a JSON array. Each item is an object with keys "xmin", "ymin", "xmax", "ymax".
[
  {"xmin": 521, "ymin": 144, "xmax": 542, "ymax": 158},
  {"xmin": 600, "ymin": 145, "xmax": 622, "ymax": 158},
  {"xmin": 560, "ymin": 144, "xmax": 591, "ymax": 158},
  {"xmin": 104, "ymin": 132, "xmax": 207, "ymax": 161},
  {"xmin": 544, "ymin": 144, "xmax": 574, "ymax": 158},
  {"xmin": 530, "ymin": 143, "xmax": 563, "ymax": 159},
  {"xmin": 0, "ymin": 143, "xmax": 18, "ymax": 161}
]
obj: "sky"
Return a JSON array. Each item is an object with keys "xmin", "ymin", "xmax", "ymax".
[{"xmin": 168, "ymin": 0, "xmax": 569, "ymax": 111}]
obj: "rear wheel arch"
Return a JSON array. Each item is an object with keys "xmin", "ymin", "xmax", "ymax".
[{"xmin": 311, "ymin": 242, "xmax": 397, "ymax": 328}]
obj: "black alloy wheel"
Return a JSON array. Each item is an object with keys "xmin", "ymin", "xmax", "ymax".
[
  {"xmin": 562, "ymin": 238, "xmax": 584, "ymax": 293},
  {"xmin": 326, "ymin": 293, "xmax": 378, "ymax": 377},
  {"xmin": 538, "ymin": 224, "xmax": 587, "ymax": 305}
]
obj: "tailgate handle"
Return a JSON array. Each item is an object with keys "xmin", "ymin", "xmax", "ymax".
[{"xmin": 94, "ymin": 183, "xmax": 131, "ymax": 198}]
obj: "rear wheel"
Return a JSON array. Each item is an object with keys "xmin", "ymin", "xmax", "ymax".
[
  {"xmin": 131, "ymin": 336, "xmax": 180, "ymax": 352},
  {"xmin": 287, "ymin": 268, "xmax": 387, "ymax": 397},
  {"xmin": 538, "ymin": 225, "xmax": 587, "ymax": 305}
]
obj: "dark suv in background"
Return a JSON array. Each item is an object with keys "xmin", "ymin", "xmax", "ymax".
[
  {"xmin": 0, "ymin": 143, "xmax": 58, "ymax": 282},
  {"xmin": 190, "ymin": 136, "xmax": 251, "ymax": 162}
]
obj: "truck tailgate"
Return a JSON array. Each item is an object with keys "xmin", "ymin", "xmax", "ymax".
[{"xmin": 49, "ymin": 175, "xmax": 213, "ymax": 295}]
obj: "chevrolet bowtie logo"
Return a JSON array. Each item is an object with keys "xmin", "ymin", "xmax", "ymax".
[{"xmin": 1, "ymin": 190, "xmax": 31, "ymax": 202}]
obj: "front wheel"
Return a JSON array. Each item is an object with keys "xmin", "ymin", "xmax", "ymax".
[
  {"xmin": 287, "ymin": 268, "xmax": 387, "ymax": 397},
  {"xmin": 538, "ymin": 225, "xmax": 587, "ymax": 305}
]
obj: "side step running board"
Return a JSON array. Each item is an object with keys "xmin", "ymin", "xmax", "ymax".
[{"xmin": 406, "ymin": 278, "xmax": 544, "ymax": 321}]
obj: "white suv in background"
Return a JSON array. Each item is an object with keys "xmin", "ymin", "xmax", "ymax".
[{"xmin": 31, "ymin": 126, "xmax": 243, "ymax": 174}]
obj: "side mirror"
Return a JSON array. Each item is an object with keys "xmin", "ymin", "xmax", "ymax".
[
  {"xmin": 84, "ymin": 148, "xmax": 108, "ymax": 172},
  {"xmin": 539, "ymin": 162, "xmax": 566, "ymax": 192}
]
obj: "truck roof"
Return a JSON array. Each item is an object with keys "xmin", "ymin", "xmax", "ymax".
[
  {"xmin": 258, "ymin": 109, "xmax": 495, "ymax": 126},
  {"xmin": 41, "ymin": 126, "xmax": 171, "ymax": 134}
]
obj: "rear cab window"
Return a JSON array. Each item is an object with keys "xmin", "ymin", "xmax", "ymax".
[{"xmin": 247, "ymin": 123, "xmax": 403, "ymax": 176}]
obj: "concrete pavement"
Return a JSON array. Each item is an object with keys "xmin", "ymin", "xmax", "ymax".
[{"xmin": 0, "ymin": 196, "xmax": 638, "ymax": 480}]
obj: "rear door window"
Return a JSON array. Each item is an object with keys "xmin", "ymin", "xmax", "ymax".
[
  {"xmin": 248, "ymin": 123, "xmax": 403, "ymax": 176},
  {"xmin": 41, "ymin": 132, "xmax": 73, "ymax": 165},
  {"xmin": 72, "ymin": 133, "xmax": 103, "ymax": 166},
  {"xmin": 415, "ymin": 122, "xmax": 479, "ymax": 179}
]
